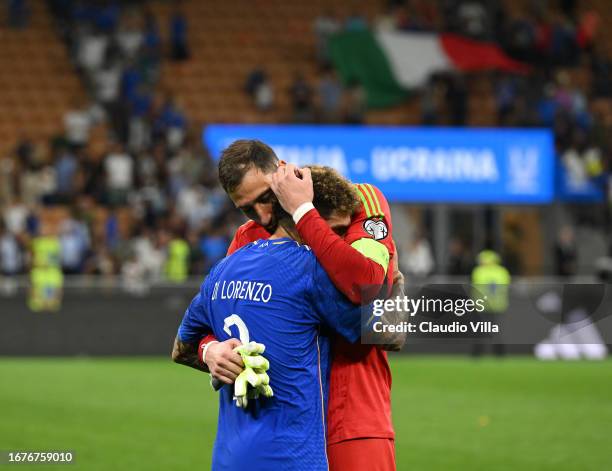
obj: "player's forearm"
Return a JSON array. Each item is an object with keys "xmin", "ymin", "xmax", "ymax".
[
  {"xmin": 171, "ymin": 336, "xmax": 210, "ymax": 373},
  {"xmin": 296, "ymin": 209, "xmax": 386, "ymax": 304},
  {"xmin": 378, "ymin": 272, "xmax": 407, "ymax": 351}
]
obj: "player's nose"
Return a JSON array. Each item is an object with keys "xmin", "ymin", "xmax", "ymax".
[{"xmin": 254, "ymin": 203, "xmax": 272, "ymax": 224}]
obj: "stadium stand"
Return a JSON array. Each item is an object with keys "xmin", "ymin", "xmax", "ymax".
[{"xmin": 0, "ymin": 0, "xmax": 610, "ymax": 282}]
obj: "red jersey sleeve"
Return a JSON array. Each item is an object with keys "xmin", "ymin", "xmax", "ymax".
[
  {"xmin": 295, "ymin": 184, "xmax": 395, "ymax": 304},
  {"xmin": 344, "ymin": 184, "xmax": 394, "ymax": 254}
]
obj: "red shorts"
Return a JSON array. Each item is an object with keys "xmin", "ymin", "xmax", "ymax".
[{"xmin": 328, "ymin": 438, "xmax": 395, "ymax": 471}]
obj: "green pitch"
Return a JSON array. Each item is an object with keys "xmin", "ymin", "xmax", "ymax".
[{"xmin": 0, "ymin": 356, "xmax": 610, "ymax": 470}]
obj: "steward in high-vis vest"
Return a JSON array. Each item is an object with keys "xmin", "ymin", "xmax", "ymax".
[
  {"xmin": 29, "ymin": 233, "xmax": 63, "ymax": 312},
  {"xmin": 471, "ymin": 250, "xmax": 510, "ymax": 356},
  {"xmin": 471, "ymin": 250, "xmax": 511, "ymax": 313},
  {"xmin": 165, "ymin": 237, "xmax": 190, "ymax": 283},
  {"xmin": 32, "ymin": 235, "xmax": 61, "ymax": 268}
]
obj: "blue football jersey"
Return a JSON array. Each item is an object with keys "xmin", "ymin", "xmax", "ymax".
[{"xmin": 177, "ymin": 238, "xmax": 361, "ymax": 471}]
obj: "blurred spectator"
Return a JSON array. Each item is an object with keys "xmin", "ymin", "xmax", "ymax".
[
  {"xmin": 20, "ymin": 150, "xmax": 57, "ymax": 206},
  {"xmin": 59, "ymin": 218, "xmax": 90, "ymax": 274},
  {"xmin": 187, "ymin": 230, "xmax": 205, "ymax": 275},
  {"xmin": 495, "ymin": 74, "xmax": 519, "ymax": 125},
  {"xmin": 25, "ymin": 206, "xmax": 40, "ymax": 238},
  {"xmin": 401, "ymin": 233, "xmax": 435, "ymax": 278},
  {"xmin": 554, "ymin": 226, "xmax": 577, "ymax": 277},
  {"xmin": 344, "ymin": 11, "xmax": 368, "ymax": 31},
  {"xmin": 169, "ymin": 3, "xmax": 189, "ymax": 61},
  {"xmin": 254, "ymin": 79, "xmax": 274, "ymax": 112},
  {"xmin": 502, "ymin": 13, "xmax": 536, "ymax": 62},
  {"xmin": 131, "ymin": 227, "xmax": 164, "ymax": 281},
  {"xmin": 120, "ymin": 61, "xmax": 143, "ymax": 102},
  {"xmin": 15, "ymin": 136, "xmax": 34, "ymax": 167},
  {"xmin": 317, "ymin": 67, "xmax": 342, "ymax": 122},
  {"xmin": 77, "ymin": 30, "xmax": 109, "ymax": 72},
  {"xmin": 154, "ymin": 95, "xmax": 187, "ymax": 150},
  {"xmin": 548, "ymin": 12, "xmax": 580, "ymax": 66},
  {"xmin": 104, "ymin": 144, "xmax": 134, "ymax": 206},
  {"xmin": 54, "ymin": 145, "xmax": 78, "ymax": 203},
  {"xmin": 537, "ymin": 82, "xmax": 558, "ymax": 127},
  {"xmin": 470, "ymin": 250, "xmax": 510, "ymax": 357},
  {"xmin": 289, "ymin": 73, "xmax": 314, "ymax": 123},
  {"xmin": 313, "ymin": 10, "xmax": 341, "ymax": 65},
  {"xmin": 245, "ymin": 67, "xmax": 274, "ymax": 112},
  {"xmin": 122, "ymin": 251, "xmax": 148, "ymax": 295},
  {"xmin": 176, "ymin": 182, "xmax": 213, "ymax": 230},
  {"xmin": 88, "ymin": 244, "xmax": 115, "ymax": 276},
  {"xmin": 79, "ymin": 148, "xmax": 104, "ymax": 201},
  {"xmin": 456, "ymin": 0, "xmax": 489, "ymax": 39},
  {"xmin": 93, "ymin": 57, "xmax": 122, "ymax": 106},
  {"xmin": 128, "ymin": 84, "xmax": 153, "ymax": 151},
  {"xmin": 343, "ymin": 81, "xmax": 366, "ymax": 124},
  {"xmin": 143, "ymin": 10, "xmax": 162, "ymax": 59},
  {"xmin": 245, "ymin": 67, "xmax": 266, "ymax": 97},
  {"xmin": 29, "ymin": 224, "xmax": 63, "ymax": 312},
  {"xmin": 140, "ymin": 11, "xmax": 162, "ymax": 85},
  {"xmin": 116, "ymin": 10, "xmax": 144, "ymax": 60},
  {"xmin": 374, "ymin": 7, "xmax": 397, "ymax": 32},
  {"xmin": 576, "ymin": 11, "xmax": 599, "ymax": 51},
  {"xmin": 64, "ymin": 98, "xmax": 94, "ymax": 149},
  {"xmin": 105, "ymin": 210, "xmax": 120, "ymax": 249},
  {"xmin": 165, "ymin": 232, "xmax": 190, "ymax": 283},
  {"xmin": 562, "ymin": 129, "xmax": 602, "ymax": 186},
  {"xmin": 447, "ymin": 238, "xmax": 471, "ymax": 276},
  {"xmin": 0, "ymin": 220, "xmax": 22, "ymax": 295}
]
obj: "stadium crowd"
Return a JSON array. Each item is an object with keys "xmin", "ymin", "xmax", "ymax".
[
  {"xmin": 1, "ymin": 0, "xmax": 244, "ymax": 288},
  {"xmin": 0, "ymin": 0, "xmax": 610, "ymax": 288}
]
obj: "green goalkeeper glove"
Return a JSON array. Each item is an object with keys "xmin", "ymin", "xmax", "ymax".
[{"xmin": 232, "ymin": 342, "xmax": 273, "ymax": 409}]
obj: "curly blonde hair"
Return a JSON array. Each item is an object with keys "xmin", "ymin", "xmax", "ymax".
[
  {"xmin": 308, "ymin": 165, "xmax": 360, "ymax": 218},
  {"xmin": 273, "ymin": 166, "xmax": 359, "ymax": 235}
]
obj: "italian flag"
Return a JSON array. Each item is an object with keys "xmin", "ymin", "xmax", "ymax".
[{"xmin": 329, "ymin": 30, "xmax": 530, "ymax": 108}]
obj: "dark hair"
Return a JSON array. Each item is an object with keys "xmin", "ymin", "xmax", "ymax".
[{"xmin": 218, "ymin": 139, "xmax": 279, "ymax": 194}]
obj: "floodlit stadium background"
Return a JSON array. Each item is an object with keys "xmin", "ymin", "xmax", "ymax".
[{"xmin": 0, "ymin": 1, "xmax": 611, "ymax": 470}]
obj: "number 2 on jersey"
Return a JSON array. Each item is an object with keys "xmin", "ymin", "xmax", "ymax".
[{"xmin": 223, "ymin": 314, "xmax": 250, "ymax": 344}]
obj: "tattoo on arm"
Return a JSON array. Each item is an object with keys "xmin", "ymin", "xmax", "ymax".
[{"xmin": 171, "ymin": 336, "xmax": 210, "ymax": 373}]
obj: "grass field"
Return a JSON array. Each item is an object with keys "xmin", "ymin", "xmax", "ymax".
[{"xmin": 1, "ymin": 356, "xmax": 611, "ymax": 470}]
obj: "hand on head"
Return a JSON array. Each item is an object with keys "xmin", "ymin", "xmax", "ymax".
[{"xmin": 270, "ymin": 164, "xmax": 314, "ymax": 215}]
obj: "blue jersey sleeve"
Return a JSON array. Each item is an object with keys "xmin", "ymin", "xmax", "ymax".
[
  {"xmin": 309, "ymin": 260, "xmax": 361, "ymax": 343},
  {"xmin": 177, "ymin": 282, "xmax": 211, "ymax": 344}
]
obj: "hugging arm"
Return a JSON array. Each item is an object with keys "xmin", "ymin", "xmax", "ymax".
[{"xmin": 172, "ymin": 336, "xmax": 210, "ymax": 373}]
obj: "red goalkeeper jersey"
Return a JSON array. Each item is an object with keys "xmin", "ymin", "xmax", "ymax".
[{"xmin": 226, "ymin": 183, "xmax": 395, "ymax": 444}]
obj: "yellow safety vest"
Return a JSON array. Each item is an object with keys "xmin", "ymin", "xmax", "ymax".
[
  {"xmin": 29, "ymin": 266, "xmax": 64, "ymax": 312},
  {"xmin": 166, "ymin": 239, "xmax": 190, "ymax": 283},
  {"xmin": 32, "ymin": 236, "xmax": 61, "ymax": 268},
  {"xmin": 471, "ymin": 264, "xmax": 511, "ymax": 313}
]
